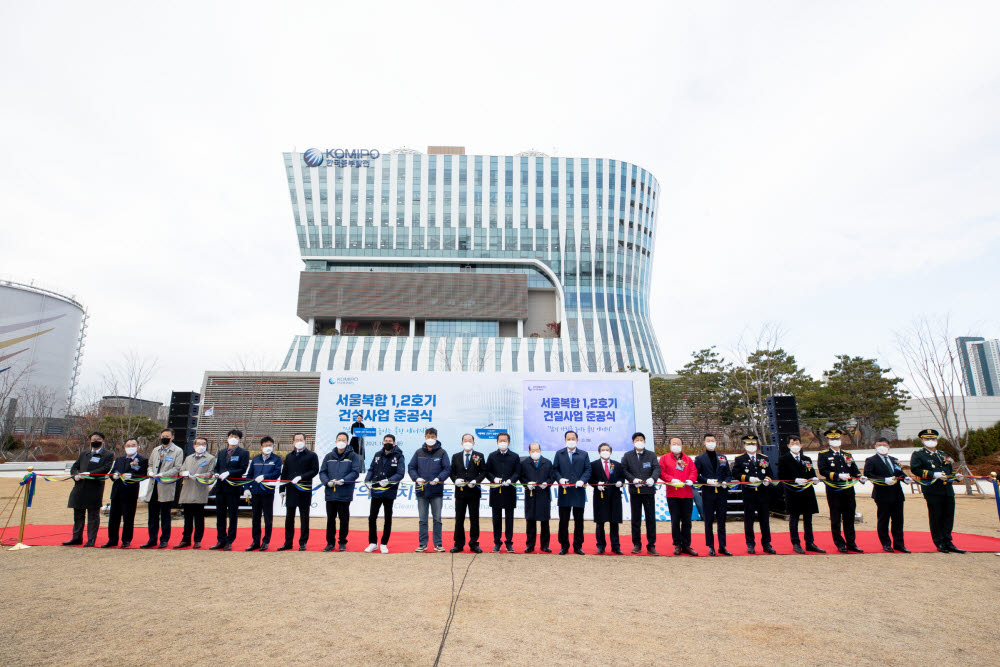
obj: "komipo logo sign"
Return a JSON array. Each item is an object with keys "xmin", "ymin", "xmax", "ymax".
[{"xmin": 302, "ymin": 148, "xmax": 381, "ymax": 168}]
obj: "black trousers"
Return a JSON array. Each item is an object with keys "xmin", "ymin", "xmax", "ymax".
[
  {"xmin": 368, "ymin": 497, "xmax": 394, "ymax": 545},
  {"xmin": 106, "ymin": 494, "xmax": 137, "ymax": 545},
  {"xmin": 215, "ymin": 492, "xmax": 240, "ymax": 544},
  {"xmin": 251, "ymin": 495, "xmax": 274, "ymax": 545},
  {"xmin": 525, "ymin": 520, "xmax": 550, "ymax": 550},
  {"xmin": 629, "ymin": 493, "xmax": 657, "ymax": 548},
  {"xmin": 667, "ymin": 497, "xmax": 693, "ymax": 547},
  {"xmin": 72, "ymin": 507, "xmax": 100, "ymax": 543},
  {"xmin": 595, "ymin": 521, "xmax": 620, "ymax": 550},
  {"xmin": 558, "ymin": 506, "xmax": 584, "ymax": 550},
  {"xmin": 875, "ymin": 498, "xmax": 905, "ymax": 548},
  {"xmin": 326, "ymin": 500, "xmax": 350, "ymax": 546},
  {"xmin": 492, "ymin": 506, "xmax": 514, "ymax": 547},
  {"xmin": 742, "ymin": 491, "xmax": 771, "ymax": 547},
  {"xmin": 701, "ymin": 491, "xmax": 727, "ymax": 549},
  {"xmin": 181, "ymin": 503, "xmax": 205, "ymax": 542},
  {"xmin": 827, "ymin": 492, "xmax": 857, "ymax": 548},
  {"xmin": 788, "ymin": 511, "xmax": 814, "ymax": 546},
  {"xmin": 147, "ymin": 496, "xmax": 173, "ymax": 544},
  {"xmin": 925, "ymin": 495, "xmax": 955, "ymax": 548},
  {"xmin": 453, "ymin": 494, "xmax": 480, "ymax": 549},
  {"xmin": 284, "ymin": 486, "xmax": 311, "ymax": 547}
]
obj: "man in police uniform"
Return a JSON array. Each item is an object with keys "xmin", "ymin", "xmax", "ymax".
[
  {"xmin": 909, "ymin": 428, "xmax": 966, "ymax": 553},
  {"xmin": 817, "ymin": 428, "xmax": 864, "ymax": 553},
  {"xmin": 731, "ymin": 435, "xmax": 775, "ymax": 554}
]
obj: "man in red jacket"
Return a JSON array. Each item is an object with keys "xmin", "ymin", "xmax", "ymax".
[{"xmin": 659, "ymin": 437, "xmax": 698, "ymax": 556}]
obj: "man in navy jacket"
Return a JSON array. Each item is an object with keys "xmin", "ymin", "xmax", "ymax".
[
  {"xmin": 102, "ymin": 437, "xmax": 148, "ymax": 548},
  {"xmin": 365, "ymin": 434, "xmax": 406, "ymax": 552},
  {"xmin": 694, "ymin": 434, "xmax": 733, "ymax": 556},
  {"xmin": 320, "ymin": 432, "xmax": 363, "ymax": 551},
  {"xmin": 211, "ymin": 428, "xmax": 249, "ymax": 551},
  {"xmin": 407, "ymin": 427, "xmax": 451, "ymax": 552},
  {"xmin": 244, "ymin": 436, "xmax": 283, "ymax": 551},
  {"xmin": 552, "ymin": 430, "xmax": 591, "ymax": 555},
  {"xmin": 450, "ymin": 433, "xmax": 487, "ymax": 553}
]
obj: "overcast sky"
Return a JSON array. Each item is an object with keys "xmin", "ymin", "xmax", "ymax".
[{"xmin": 2, "ymin": 1, "xmax": 998, "ymax": 405}]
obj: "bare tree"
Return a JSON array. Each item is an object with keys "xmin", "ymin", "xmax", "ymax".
[
  {"xmin": 0, "ymin": 355, "xmax": 34, "ymax": 454},
  {"xmin": 219, "ymin": 353, "xmax": 282, "ymax": 451},
  {"xmin": 14, "ymin": 384, "xmax": 59, "ymax": 461},
  {"xmin": 728, "ymin": 323, "xmax": 800, "ymax": 444}
]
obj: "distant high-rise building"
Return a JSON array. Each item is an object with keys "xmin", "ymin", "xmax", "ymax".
[{"xmin": 956, "ymin": 336, "xmax": 1000, "ymax": 396}]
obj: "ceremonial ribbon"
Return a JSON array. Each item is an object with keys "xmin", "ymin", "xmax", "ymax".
[{"xmin": 18, "ymin": 472, "xmax": 36, "ymax": 508}]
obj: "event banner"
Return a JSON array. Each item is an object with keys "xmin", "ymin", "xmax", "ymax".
[{"xmin": 304, "ymin": 371, "xmax": 653, "ymax": 518}]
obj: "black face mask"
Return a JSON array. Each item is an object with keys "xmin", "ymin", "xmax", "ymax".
[
  {"xmin": 160, "ymin": 437, "xmax": 171, "ymax": 445},
  {"xmin": 92, "ymin": 442, "xmax": 103, "ymax": 449},
  {"xmin": 383, "ymin": 442, "xmax": 394, "ymax": 450}
]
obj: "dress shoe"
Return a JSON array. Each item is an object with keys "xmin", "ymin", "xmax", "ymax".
[
  {"xmin": 882, "ymin": 546, "xmax": 894, "ymax": 553},
  {"xmin": 762, "ymin": 545, "xmax": 776, "ymax": 555},
  {"xmin": 708, "ymin": 547, "xmax": 716, "ymax": 556},
  {"xmin": 157, "ymin": 543, "xmax": 169, "ymax": 549},
  {"xmin": 895, "ymin": 546, "xmax": 910, "ymax": 553},
  {"xmin": 139, "ymin": 541, "xmax": 157, "ymax": 549},
  {"xmin": 719, "ymin": 548, "xmax": 733, "ymax": 556},
  {"xmin": 540, "ymin": 547, "xmax": 552, "ymax": 553},
  {"xmin": 209, "ymin": 542, "xmax": 226, "ymax": 550},
  {"xmin": 612, "ymin": 548, "xmax": 624, "ymax": 555},
  {"xmin": 746, "ymin": 546, "xmax": 755, "ymax": 554},
  {"xmin": 338, "ymin": 545, "xmax": 347, "ymax": 552},
  {"xmin": 573, "ymin": 548, "xmax": 585, "ymax": 555},
  {"xmin": 847, "ymin": 546, "xmax": 864, "ymax": 553},
  {"xmin": 471, "ymin": 546, "xmax": 483, "ymax": 553},
  {"xmin": 258, "ymin": 543, "xmax": 267, "ymax": 552},
  {"xmin": 682, "ymin": 546, "xmax": 699, "ymax": 556},
  {"xmin": 492, "ymin": 545, "xmax": 501, "ymax": 553},
  {"xmin": 276, "ymin": 544, "xmax": 294, "ymax": 551},
  {"xmin": 596, "ymin": 548, "xmax": 605, "ymax": 555},
  {"xmin": 792, "ymin": 545, "xmax": 805, "ymax": 554},
  {"xmin": 298, "ymin": 545, "xmax": 307, "ymax": 551},
  {"xmin": 504, "ymin": 544, "xmax": 515, "ymax": 554},
  {"xmin": 937, "ymin": 546, "xmax": 950, "ymax": 553},
  {"xmin": 646, "ymin": 547, "xmax": 659, "ymax": 556},
  {"xmin": 323, "ymin": 545, "xmax": 335, "ymax": 552},
  {"xmin": 947, "ymin": 545, "xmax": 966, "ymax": 554},
  {"xmin": 174, "ymin": 541, "xmax": 191, "ymax": 550},
  {"xmin": 673, "ymin": 546, "xmax": 682, "ymax": 555},
  {"xmin": 84, "ymin": 540, "xmax": 97, "ymax": 547},
  {"xmin": 120, "ymin": 542, "xmax": 130, "ymax": 548},
  {"xmin": 631, "ymin": 546, "xmax": 642, "ymax": 554},
  {"xmin": 558, "ymin": 548, "xmax": 568, "ymax": 555},
  {"xmin": 523, "ymin": 547, "xmax": 534, "ymax": 554},
  {"xmin": 837, "ymin": 546, "xmax": 849, "ymax": 553},
  {"xmin": 62, "ymin": 539, "xmax": 83, "ymax": 546},
  {"xmin": 805, "ymin": 543, "xmax": 825, "ymax": 553},
  {"xmin": 223, "ymin": 543, "xmax": 232, "ymax": 551},
  {"xmin": 450, "ymin": 546, "xmax": 464, "ymax": 553},
  {"xmin": 100, "ymin": 542, "xmax": 117, "ymax": 549},
  {"xmin": 245, "ymin": 543, "xmax": 260, "ymax": 552},
  {"xmin": 193, "ymin": 542, "xmax": 201, "ymax": 549}
]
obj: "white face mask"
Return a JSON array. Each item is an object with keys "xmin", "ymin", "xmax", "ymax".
[
  {"xmin": 227, "ymin": 438, "xmax": 239, "ymax": 447},
  {"xmin": 745, "ymin": 445, "xmax": 757, "ymax": 454},
  {"xmin": 425, "ymin": 438, "xmax": 436, "ymax": 447},
  {"xmin": 294, "ymin": 441, "xmax": 305, "ymax": 450},
  {"xmin": 789, "ymin": 444, "xmax": 801, "ymax": 454},
  {"xmin": 828, "ymin": 439, "xmax": 841, "ymax": 448},
  {"xmin": 336, "ymin": 440, "xmax": 347, "ymax": 450},
  {"xmin": 261, "ymin": 446, "xmax": 272, "ymax": 455},
  {"xmin": 633, "ymin": 441, "xmax": 645, "ymax": 451},
  {"xmin": 125, "ymin": 446, "xmax": 137, "ymax": 456},
  {"xmin": 566, "ymin": 440, "xmax": 577, "ymax": 449},
  {"xmin": 875, "ymin": 445, "xmax": 889, "ymax": 456},
  {"xmin": 529, "ymin": 452, "xmax": 540, "ymax": 461},
  {"xmin": 704, "ymin": 441, "xmax": 716, "ymax": 451},
  {"xmin": 924, "ymin": 439, "xmax": 937, "ymax": 449},
  {"xmin": 498, "ymin": 442, "xmax": 509, "ymax": 452},
  {"xmin": 194, "ymin": 445, "xmax": 207, "ymax": 454},
  {"xmin": 599, "ymin": 450, "xmax": 611, "ymax": 460},
  {"xmin": 670, "ymin": 444, "xmax": 682, "ymax": 455},
  {"xmin": 462, "ymin": 441, "xmax": 474, "ymax": 451}
]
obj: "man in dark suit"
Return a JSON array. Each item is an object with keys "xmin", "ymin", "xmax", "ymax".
[
  {"xmin": 552, "ymin": 430, "xmax": 591, "ymax": 555},
  {"xmin": 731, "ymin": 434, "xmax": 775, "ymax": 554},
  {"xmin": 63, "ymin": 431, "xmax": 115, "ymax": 546},
  {"xmin": 211, "ymin": 428, "xmax": 250, "ymax": 551},
  {"xmin": 777, "ymin": 435, "xmax": 825, "ymax": 554},
  {"xmin": 817, "ymin": 428, "xmax": 865, "ymax": 553},
  {"xmin": 450, "ymin": 433, "xmax": 487, "ymax": 553},
  {"xmin": 589, "ymin": 443, "xmax": 624, "ymax": 554},
  {"xmin": 909, "ymin": 428, "xmax": 965, "ymax": 553},
  {"xmin": 101, "ymin": 437, "xmax": 148, "ymax": 548},
  {"xmin": 620, "ymin": 431, "xmax": 660, "ymax": 555},
  {"xmin": 863, "ymin": 437, "xmax": 912, "ymax": 553},
  {"xmin": 487, "ymin": 432, "xmax": 521, "ymax": 553},
  {"xmin": 520, "ymin": 442, "xmax": 555, "ymax": 553},
  {"xmin": 279, "ymin": 432, "xmax": 320, "ymax": 551},
  {"xmin": 694, "ymin": 433, "xmax": 732, "ymax": 556}
]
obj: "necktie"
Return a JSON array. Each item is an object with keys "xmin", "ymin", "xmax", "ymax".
[
  {"xmin": 465, "ymin": 453, "xmax": 470, "ymax": 468},
  {"xmin": 884, "ymin": 456, "xmax": 891, "ymax": 473},
  {"xmin": 604, "ymin": 461, "xmax": 610, "ymax": 478},
  {"xmin": 568, "ymin": 450, "xmax": 573, "ymax": 463}
]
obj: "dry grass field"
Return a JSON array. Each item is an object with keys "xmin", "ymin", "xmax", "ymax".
[{"xmin": 1, "ymin": 477, "xmax": 998, "ymax": 666}]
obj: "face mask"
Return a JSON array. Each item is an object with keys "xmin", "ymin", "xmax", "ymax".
[
  {"xmin": 498, "ymin": 442, "xmax": 509, "ymax": 452},
  {"xmin": 425, "ymin": 438, "xmax": 436, "ymax": 447},
  {"xmin": 294, "ymin": 441, "xmax": 305, "ymax": 450},
  {"xmin": 125, "ymin": 446, "xmax": 137, "ymax": 456},
  {"xmin": 566, "ymin": 440, "xmax": 577, "ymax": 449},
  {"xmin": 670, "ymin": 444, "xmax": 682, "ymax": 455},
  {"xmin": 92, "ymin": 442, "xmax": 103, "ymax": 449},
  {"xmin": 462, "ymin": 441, "xmax": 474, "ymax": 451},
  {"xmin": 704, "ymin": 441, "xmax": 716, "ymax": 451},
  {"xmin": 599, "ymin": 451, "xmax": 611, "ymax": 460},
  {"xmin": 924, "ymin": 439, "xmax": 937, "ymax": 449},
  {"xmin": 160, "ymin": 437, "xmax": 171, "ymax": 446},
  {"xmin": 383, "ymin": 442, "xmax": 394, "ymax": 450},
  {"xmin": 529, "ymin": 452, "xmax": 540, "ymax": 461},
  {"xmin": 227, "ymin": 438, "xmax": 238, "ymax": 447},
  {"xmin": 336, "ymin": 440, "xmax": 347, "ymax": 450},
  {"xmin": 261, "ymin": 446, "xmax": 272, "ymax": 455},
  {"xmin": 875, "ymin": 445, "xmax": 889, "ymax": 456},
  {"xmin": 633, "ymin": 441, "xmax": 645, "ymax": 451},
  {"xmin": 828, "ymin": 439, "xmax": 841, "ymax": 448},
  {"xmin": 789, "ymin": 444, "xmax": 801, "ymax": 454},
  {"xmin": 745, "ymin": 445, "xmax": 757, "ymax": 454},
  {"xmin": 195, "ymin": 445, "xmax": 207, "ymax": 454}
]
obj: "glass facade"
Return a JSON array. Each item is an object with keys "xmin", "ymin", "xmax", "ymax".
[{"xmin": 425, "ymin": 320, "xmax": 499, "ymax": 337}]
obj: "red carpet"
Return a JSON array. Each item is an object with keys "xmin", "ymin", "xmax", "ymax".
[{"xmin": 7, "ymin": 525, "xmax": 1000, "ymax": 555}]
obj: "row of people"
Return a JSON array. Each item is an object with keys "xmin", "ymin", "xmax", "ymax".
[{"xmin": 63, "ymin": 426, "xmax": 966, "ymax": 555}]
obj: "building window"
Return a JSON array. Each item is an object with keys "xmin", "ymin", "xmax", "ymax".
[{"xmin": 424, "ymin": 320, "xmax": 500, "ymax": 337}]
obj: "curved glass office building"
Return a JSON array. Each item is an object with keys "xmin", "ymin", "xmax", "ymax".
[{"xmin": 280, "ymin": 146, "xmax": 665, "ymax": 374}]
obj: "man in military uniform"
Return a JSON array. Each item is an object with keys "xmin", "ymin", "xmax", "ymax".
[
  {"xmin": 817, "ymin": 428, "xmax": 865, "ymax": 553},
  {"xmin": 909, "ymin": 428, "xmax": 966, "ymax": 553},
  {"xmin": 731, "ymin": 435, "xmax": 775, "ymax": 554}
]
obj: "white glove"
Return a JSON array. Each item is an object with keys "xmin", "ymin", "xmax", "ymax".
[
  {"xmin": 860, "ymin": 476, "xmax": 868, "ymax": 484},
  {"xmin": 502, "ymin": 479, "xmax": 511, "ymax": 487},
  {"xmin": 559, "ymin": 478, "xmax": 569, "ymax": 485},
  {"xmin": 811, "ymin": 477, "xmax": 820, "ymax": 483},
  {"xmin": 933, "ymin": 472, "xmax": 945, "ymax": 479},
  {"xmin": 494, "ymin": 477, "xmax": 503, "ymax": 484},
  {"xmin": 670, "ymin": 478, "xmax": 680, "ymax": 484},
  {"xmin": 749, "ymin": 476, "xmax": 760, "ymax": 483},
  {"xmin": 379, "ymin": 479, "xmax": 390, "ymax": 486},
  {"xmin": 684, "ymin": 479, "xmax": 694, "ymax": 487},
  {"xmin": 540, "ymin": 482, "xmax": 549, "ymax": 489},
  {"xmin": 885, "ymin": 477, "xmax": 896, "ymax": 485},
  {"xmin": 904, "ymin": 476, "xmax": 913, "ymax": 484},
  {"xmin": 327, "ymin": 480, "xmax": 336, "ymax": 487},
  {"xmin": 794, "ymin": 478, "xmax": 807, "ymax": 485},
  {"xmin": 455, "ymin": 478, "xmax": 465, "ymax": 487},
  {"xmin": 111, "ymin": 472, "xmax": 120, "ymax": 480},
  {"xmin": 575, "ymin": 480, "xmax": 584, "ymax": 488},
  {"xmin": 763, "ymin": 479, "xmax": 771, "ymax": 486},
  {"xmin": 467, "ymin": 480, "xmax": 477, "ymax": 487},
  {"xmin": 633, "ymin": 478, "xmax": 643, "ymax": 485},
  {"xmin": 74, "ymin": 474, "xmax": 82, "ymax": 481},
  {"xmin": 615, "ymin": 481, "xmax": 623, "ymax": 488},
  {"xmin": 430, "ymin": 479, "xmax": 440, "ymax": 485},
  {"xmin": 416, "ymin": 477, "xmax": 426, "ymax": 484},
  {"xmin": 181, "ymin": 470, "xmax": 190, "ymax": 477},
  {"xmin": 645, "ymin": 478, "xmax": 655, "ymax": 487},
  {"xmin": 218, "ymin": 471, "xmax": 230, "ymax": 480},
  {"xmin": 335, "ymin": 479, "xmax": 344, "ymax": 486},
  {"xmin": 527, "ymin": 481, "xmax": 536, "ymax": 488},
  {"xmin": 707, "ymin": 478, "xmax": 718, "ymax": 486},
  {"xmin": 597, "ymin": 481, "xmax": 605, "ymax": 488},
  {"xmin": 242, "ymin": 490, "xmax": 251, "ymax": 501},
  {"xmin": 956, "ymin": 474, "xmax": 964, "ymax": 481},
  {"xmin": 255, "ymin": 475, "xmax": 265, "ymax": 483},
  {"xmin": 291, "ymin": 476, "xmax": 301, "ymax": 484},
  {"xmin": 122, "ymin": 473, "xmax": 132, "ymax": 481},
  {"xmin": 838, "ymin": 473, "xmax": 850, "ymax": 481}
]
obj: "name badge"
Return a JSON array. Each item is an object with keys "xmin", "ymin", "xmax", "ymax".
[
  {"xmin": 642, "ymin": 462, "xmax": 651, "ymax": 468},
  {"xmin": 164, "ymin": 456, "xmax": 174, "ymax": 462},
  {"xmin": 90, "ymin": 456, "xmax": 101, "ymax": 463},
  {"xmin": 199, "ymin": 461, "xmax": 209, "ymax": 468}
]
